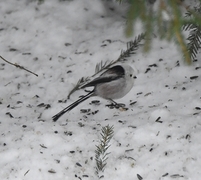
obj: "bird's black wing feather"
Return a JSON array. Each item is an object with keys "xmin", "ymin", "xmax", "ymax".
[
  {"xmin": 82, "ymin": 76, "xmax": 121, "ymax": 88},
  {"xmin": 82, "ymin": 65, "xmax": 125, "ymax": 88}
]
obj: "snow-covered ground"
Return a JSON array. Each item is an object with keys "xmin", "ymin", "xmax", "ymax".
[{"xmin": 0, "ymin": 0, "xmax": 201, "ymax": 180}]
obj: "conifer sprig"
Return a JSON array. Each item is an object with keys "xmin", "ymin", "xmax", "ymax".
[
  {"xmin": 95, "ymin": 125, "xmax": 114, "ymax": 178},
  {"xmin": 116, "ymin": 0, "xmax": 201, "ymax": 64},
  {"xmin": 183, "ymin": 24, "xmax": 201, "ymax": 60},
  {"xmin": 183, "ymin": 6, "xmax": 201, "ymax": 61}
]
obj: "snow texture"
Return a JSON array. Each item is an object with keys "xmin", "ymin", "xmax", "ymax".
[{"xmin": 0, "ymin": 0, "xmax": 201, "ymax": 180}]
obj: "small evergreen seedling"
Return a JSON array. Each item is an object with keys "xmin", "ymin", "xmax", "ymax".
[{"xmin": 95, "ymin": 125, "xmax": 114, "ymax": 178}]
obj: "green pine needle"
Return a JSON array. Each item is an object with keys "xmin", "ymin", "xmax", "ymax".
[{"xmin": 95, "ymin": 125, "xmax": 114, "ymax": 178}]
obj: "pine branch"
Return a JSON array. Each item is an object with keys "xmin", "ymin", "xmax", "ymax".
[
  {"xmin": 93, "ymin": 33, "xmax": 145, "ymax": 77},
  {"xmin": 67, "ymin": 33, "xmax": 145, "ymax": 98},
  {"xmin": 67, "ymin": 76, "xmax": 90, "ymax": 99},
  {"xmin": 186, "ymin": 26, "xmax": 201, "ymax": 60},
  {"xmin": 183, "ymin": 7, "xmax": 201, "ymax": 61},
  {"xmin": 95, "ymin": 125, "xmax": 114, "ymax": 178},
  {"xmin": 122, "ymin": 0, "xmax": 201, "ymax": 64}
]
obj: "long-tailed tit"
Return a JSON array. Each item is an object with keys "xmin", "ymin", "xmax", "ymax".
[{"xmin": 52, "ymin": 64, "xmax": 136, "ymax": 122}]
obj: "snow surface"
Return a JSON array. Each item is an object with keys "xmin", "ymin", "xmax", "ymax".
[{"xmin": 0, "ymin": 0, "xmax": 201, "ymax": 180}]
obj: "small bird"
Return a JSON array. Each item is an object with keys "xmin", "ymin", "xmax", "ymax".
[{"xmin": 52, "ymin": 64, "xmax": 136, "ymax": 121}]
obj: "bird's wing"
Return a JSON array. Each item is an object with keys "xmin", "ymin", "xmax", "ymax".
[
  {"xmin": 82, "ymin": 76, "xmax": 121, "ymax": 88},
  {"xmin": 82, "ymin": 65, "xmax": 125, "ymax": 88},
  {"xmin": 100, "ymin": 65, "xmax": 125, "ymax": 77}
]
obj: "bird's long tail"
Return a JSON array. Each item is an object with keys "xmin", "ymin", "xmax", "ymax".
[{"xmin": 52, "ymin": 91, "xmax": 94, "ymax": 122}]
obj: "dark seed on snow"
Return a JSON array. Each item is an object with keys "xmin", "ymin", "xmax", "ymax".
[
  {"xmin": 125, "ymin": 149, "xmax": 134, "ymax": 152},
  {"xmin": 145, "ymin": 68, "xmax": 151, "ymax": 73},
  {"xmin": 22, "ymin": 52, "xmax": 31, "ymax": 55},
  {"xmin": 55, "ymin": 159, "xmax": 60, "ymax": 163},
  {"xmin": 34, "ymin": 95, "xmax": 40, "ymax": 98},
  {"xmin": 78, "ymin": 122, "xmax": 85, "ymax": 127},
  {"xmin": 9, "ymin": 48, "xmax": 18, "ymax": 51},
  {"xmin": 162, "ymin": 173, "xmax": 169, "ymax": 177},
  {"xmin": 130, "ymin": 101, "xmax": 137, "ymax": 106},
  {"xmin": 176, "ymin": 61, "xmax": 180, "ymax": 66},
  {"xmin": 37, "ymin": 103, "xmax": 45, "ymax": 107},
  {"xmin": 195, "ymin": 67, "xmax": 201, "ymax": 70},
  {"xmin": 76, "ymin": 162, "xmax": 82, "ymax": 167},
  {"xmin": 6, "ymin": 112, "xmax": 13, "ymax": 118},
  {"xmin": 70, "ymin": 151, "xmax": 75, "ymax": 154},
  {"xmin": 65, "ymin": 43, "xmax": 72, "ymax": 46},
  {"xmin": 137, "ymin": 174, "xmax": 143, "ymax": 180},
  {"xmin": 190, "ymin": 76, "xmax": 198, "ymax": 80},
  {"xmin": 166, "ymin": 135, "xmax": 171, "ymax": 139},
  {"xmin": 80, "ymin": 109, "xmax": 90, "ymax": 113},
  {"xmin": 101, "ymin": 44, "xmax": 107, "ymax": 47},
  {"xmin": 193, "ymin": 112, "xmax": 199, "ymax": 115},
  {"xmin": 186, "ymin": 134, "xmax": 191, "ymax": 140},
  {"xmin": 155, "ymin": 117, "xmax": 162, "ymax": 123},
  {"xmin": 48, "ymin": 169, "xmax": 56, "ymax": 173},
  {"xmin": 82, "ymin": 175, "xmax": 89, "ymax": 177},
  {"xmin": 170, "ymin": 174, "xmax": 184, "ymax": 178},
  {"xmin": 144, "ymin": 92, "xmax": 152, "ymax": 96},
  {"xmin": 45, "ymin": 104, "xmax": 51, "ymax": 109},
  {"xmin": 22, "ymin": 125, "xmax": 27, "ymax": 128},
  {"xmin": 64, "ymin": 131, "xmax": 73, "ymax": 136},
  {"xmin": 118, "ymin": 120, "xmax": 123, "ymax": 123},
  {"xmin": 195, "ymin": 107, "xmax": 201, "ymax": 110},
  {"xmin": 148, "ymin": 64, "xmax": 158, "ymax": 67},
  {"xmin": 58, "ymin": 99, "xmax": 66, "ymax": 103},
  {"xmin": 40, "ymin": 144, "xmax": 47, "ymax": 148},
  {"xmin": 24, "ymin": 169, "xmax": 30, "ymax": 176},
  {"xmin": 33, "ymin": 57, "xmax": 38, "ymax": 61},
  {"xmin": 128, "ymin": 125, "xmax": 136, "ymax": 128},
  {"xmin": 90, "ymin": 100, "xmax": 100, "ymax": 105},
  {"xmin": 92, "ymin": 110, "xmax": 99, "ymax": 115}
]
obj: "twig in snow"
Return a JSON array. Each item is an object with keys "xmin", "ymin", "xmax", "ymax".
[{"xmin": 0, "ymin": 55, "xmax": 38, "ymax": 77}]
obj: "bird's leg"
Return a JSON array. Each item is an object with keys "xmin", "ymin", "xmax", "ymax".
[{"xmin": 106, "ymin": 99, "xmax": 126, "ymax": 109}]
